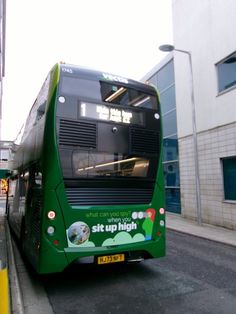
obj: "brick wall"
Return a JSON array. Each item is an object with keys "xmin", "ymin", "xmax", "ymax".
[{"xmin": 179, "ymin": 122, "xmax": 236, "ymax": 230}]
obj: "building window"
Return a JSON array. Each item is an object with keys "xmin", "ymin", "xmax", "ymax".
[
  {"xmin": 163, "ymin": 136, "xmax": 178, "ymax": 162},
  {"xmin": 156, "ymin": 61, "xmax": 175, "ymax": 91},
  {"xmin": 144, "ymin": 59, "xmax": 181, "ymax": 214},
  {"xmin": 0, "ymin": 149, "xmax": 9, "ymax": 161},
  {"xmin": 217, "ymin": 52, "xmax": 236, "ymax": 93},
  {"xmin": 160, "ymin": 85, "xmax": 176, "ymax": 114},
  {"xmin": 222, "ymin": 157, "xmax": 236, "ymax": 201},
  {"xmin": 163, "ymin": 109, "xmax": 177, "ymax": 138}
]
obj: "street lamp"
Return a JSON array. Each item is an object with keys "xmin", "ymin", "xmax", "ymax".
[{"xmin": 159, "ymin": 44, "xmax": 202, "ymax": 225}]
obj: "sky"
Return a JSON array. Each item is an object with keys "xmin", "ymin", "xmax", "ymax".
[{"xmin": 2, "ymin": 0, "xmax": 173, "ymax": 140}]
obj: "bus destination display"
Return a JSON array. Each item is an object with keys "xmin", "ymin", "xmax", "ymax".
[{"xmin": 79, "ymin": 102, "xmax": 144, "ymax": 125}]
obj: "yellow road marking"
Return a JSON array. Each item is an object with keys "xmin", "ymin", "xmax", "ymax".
[{"xmin": 0, "ymin": 268, "xmax": 9, "ymax": 314}]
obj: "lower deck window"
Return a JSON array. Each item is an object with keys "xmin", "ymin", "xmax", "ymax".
[
  {"xmin": 73, "ymin": 151, "xmax": 150, "ymax": 178},
  {"xmin": 222, "ymin": 157, "xmax": 236, "ymax": 201}
]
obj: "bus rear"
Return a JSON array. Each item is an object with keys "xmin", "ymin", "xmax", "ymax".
[{"xmin": 40, "ymin": 64, "xmax": 165, "ymax": 272}]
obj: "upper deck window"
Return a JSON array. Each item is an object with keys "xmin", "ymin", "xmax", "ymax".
[
  {"xmin": 60, "ymin": 76, "xmax": 157, "ymax": 110},
  {"xmin": 61, "ymin": 77, "xmax": 101, "ymax": 100},
  {"xmin": 100, "ymin": 82, "xmax": 156, "ymax": 109},
  {"xmin": 217, "ymin": 52, "xmax": 236, "ymax": 93}
]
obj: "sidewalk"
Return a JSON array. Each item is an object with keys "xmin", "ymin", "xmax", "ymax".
[
  {"xmin": 0, "ymin": 211, "xmax": 7, "ymax": 268},
  {"xmin": 166, "ymin": 212, "xmax": 236, "ymax": 247}
]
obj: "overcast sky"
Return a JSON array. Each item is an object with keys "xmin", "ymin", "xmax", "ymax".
[{"xmin": 2, "ymin": 0, "xmax": 173, "ymax": 140}]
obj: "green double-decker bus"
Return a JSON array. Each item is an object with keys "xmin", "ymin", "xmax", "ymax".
[{"xmin": 7, "ymin": 63, "xmax": 165, "ymax": 273}]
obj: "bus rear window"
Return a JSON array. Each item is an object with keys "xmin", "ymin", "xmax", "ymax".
[{"xmin": 73, "ymin": 151, "xmax": 150, "ymax": 178}]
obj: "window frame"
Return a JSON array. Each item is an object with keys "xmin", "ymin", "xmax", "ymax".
[
  {"xmin": 216, "ymin": 51, "xmax": 236, "ymax": 95},
  {"xmin": 221, "ymin": 156, "xmax": 236, "ymax": 202}
]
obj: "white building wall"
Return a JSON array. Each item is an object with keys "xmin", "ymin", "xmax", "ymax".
[
  {"xmin": 172, "ymin": 0, "xmax": 236, "ymax": 229},
  {"xmin": 173, "ymin": 0, "xmax": 236, "ymax": 136}
]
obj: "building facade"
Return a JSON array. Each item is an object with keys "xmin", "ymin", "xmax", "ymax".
[
  {"xmin": 172, "ymin": 0, "xmax": 236, "ymax": 229},
  {"xmin": 143, "ymin": 54, "xmax": 181, "ymax": 214},
  {"xmin": 0, "ymin": 0, "xmax": 6, "ymax": 138},
  {"xmin": 144, "ymin": 0, "xmax": 236, "ymax": 229}
]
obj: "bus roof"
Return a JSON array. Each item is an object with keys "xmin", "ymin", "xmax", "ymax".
[{"xmin": 58, "ymin": 63, "xmax": 157, "ymax": 95}]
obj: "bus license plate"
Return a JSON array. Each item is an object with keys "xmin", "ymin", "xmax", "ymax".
[{"xmin": 97, "ymin": 254, "xmax": 125, "ymax": 265}]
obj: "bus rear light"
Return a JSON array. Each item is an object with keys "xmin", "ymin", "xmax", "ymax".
[
  {"xmin": 47, "ymin": 226, "xmax": 55, "ymax": 235},
  {"xmin": 159, "ymin": 208, "xmax": 165, "ymax": 215},
  {"xmin": 48, "ymin": 211, "xmax": 56, "ymax": 220},
  {"xmin": 160, "ymin": 220, "xmax": 165, "ymax": 227},
  {"xmin": 53, "ymin": 240, "xmax": 59, "ymax": 246},
  {"xmin": 157, "ymin": 231, "xmax": 161, "ymax": 237}
]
